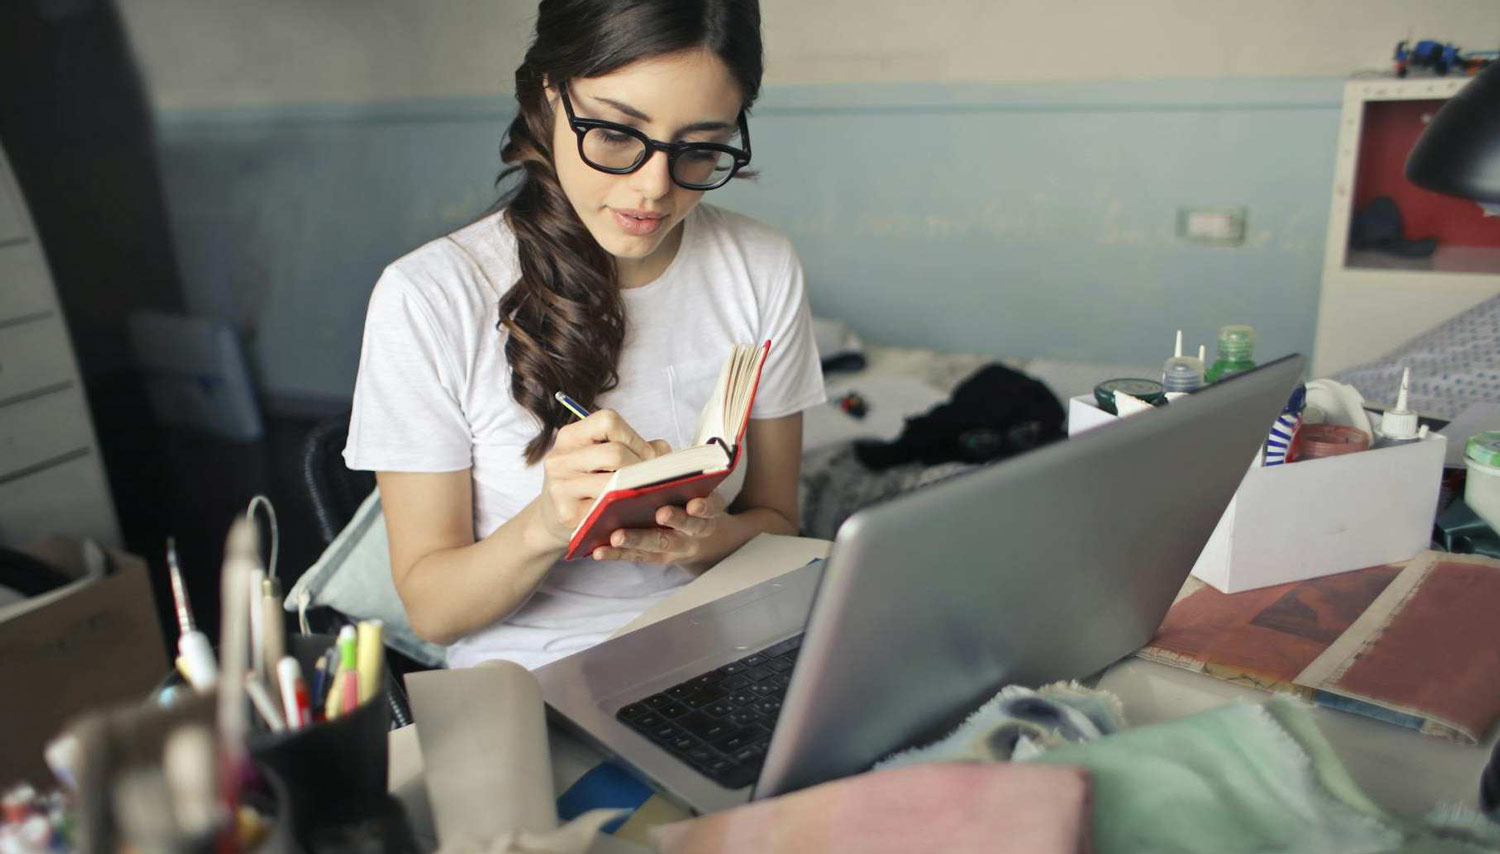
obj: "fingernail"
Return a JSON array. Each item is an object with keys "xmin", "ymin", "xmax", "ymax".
[{"xmin": 612, "ymin": 532, "xmax": 624, "ymax": 546}]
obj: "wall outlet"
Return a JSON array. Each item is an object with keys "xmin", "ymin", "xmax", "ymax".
[{"xmin": 1178, "ymin": 207, "xmax": 1247, "ymax": 245}]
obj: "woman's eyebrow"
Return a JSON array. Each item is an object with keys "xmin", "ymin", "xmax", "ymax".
[{"xmin": 590, "ymin": 95, "xmax": 735, "ymax": 135}]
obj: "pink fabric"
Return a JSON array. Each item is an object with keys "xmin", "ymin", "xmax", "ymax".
[{"xmin": 649, "ymin": 762, "xmax": 1091, "ymax": 854}]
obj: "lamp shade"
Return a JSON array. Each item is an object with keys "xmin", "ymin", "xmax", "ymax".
[{"xmin": 1405, "ymin": 60, "xmax": 1500, "ymax": 203}]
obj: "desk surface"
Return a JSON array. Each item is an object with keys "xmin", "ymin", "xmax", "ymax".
[{"xmin": 390, "ymin": 533, "xmax": 1497, "ymax": 846}]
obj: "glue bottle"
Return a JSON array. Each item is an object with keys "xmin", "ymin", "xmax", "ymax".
[
  {"xmin": 1373, "ymin": 367, "xmax": 1423, "ymax": 449},
  {"xmin": 1161, "ymin": 330, "xmax": 1206, "ymax": 399},
  {"xmin": 1205, "ymin": 324, "xmax": 1256, "ymax": 383}
]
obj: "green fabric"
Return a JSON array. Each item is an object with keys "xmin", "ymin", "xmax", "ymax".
[{"xmin": 1024, "ymin": 698, "xmax": 1500, "ymax": 854}]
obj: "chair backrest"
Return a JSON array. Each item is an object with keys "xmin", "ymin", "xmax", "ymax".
[{"xmin": 301, "ymin": 414, "xmax": 376, "ymax": 546}]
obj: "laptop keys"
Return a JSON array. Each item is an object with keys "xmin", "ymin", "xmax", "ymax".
[
  {"xmin": 614, "ymin": 635, "xmax": 802, "ymax": 790},
  {"xmin": 657, "ymin": 701, "xmax": 691, "ymax": 719}
]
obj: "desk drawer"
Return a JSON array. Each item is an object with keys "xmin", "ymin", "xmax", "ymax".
[
  {"xmin": 0, "ymin": 318, "xmax": 74, "ymax": 403},
  {"xmin": 0, "ymin": 387, "xmax": 92, "ymax": 480},
  {"xmin": 0, "ymin": 244, "xmax": 55, "ymax": 324},
  {"xmin": 0, "ymin": 451, "xmax": 118, "ymax": 547}
]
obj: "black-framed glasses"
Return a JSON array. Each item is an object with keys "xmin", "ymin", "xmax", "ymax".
[{"xmin": 558, "ymin": 82, "xmax": 751, "ymax": 191}]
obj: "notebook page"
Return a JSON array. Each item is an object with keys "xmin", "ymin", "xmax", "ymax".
[{"xmin": 692, "ymin": 346, "xmax": 740, "ymax": 448}]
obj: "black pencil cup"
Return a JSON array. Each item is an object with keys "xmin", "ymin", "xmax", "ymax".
[{"xmin": 247, "ymin": 633, "xmax": 389, "ymax": 837}]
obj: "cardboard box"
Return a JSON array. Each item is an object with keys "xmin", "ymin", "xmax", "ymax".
[
  {"xmin": 0, "ymin": 538, "xmax": 167, "ymax": 784},
  {"xmin": 1068, "ymin": 395, "xmax": 1447, "ymax": 593}
]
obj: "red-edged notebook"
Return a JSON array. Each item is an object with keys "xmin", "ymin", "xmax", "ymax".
[{"xmin": 564, "ymin": 340, "xmax": 772, "ymax": 561}]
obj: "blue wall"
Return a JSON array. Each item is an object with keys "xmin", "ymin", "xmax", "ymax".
[{"xmin": 154, "ymin": 77, "xmax": 1343, "ymax": 407}]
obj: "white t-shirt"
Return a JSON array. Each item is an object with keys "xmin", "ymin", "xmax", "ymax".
[{"xmin": 344, "ymin": 204, "xmax": 826, "ymax": 669}]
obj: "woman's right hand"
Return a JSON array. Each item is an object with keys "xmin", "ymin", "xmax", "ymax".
[{"xmin": 534, "ymin": 409, "xmax": 672, "ymax": 547}]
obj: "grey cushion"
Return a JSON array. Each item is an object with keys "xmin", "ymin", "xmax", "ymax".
[{"xmin": 284, "ymin": 489, "xmax": 446, "ymax": 667}]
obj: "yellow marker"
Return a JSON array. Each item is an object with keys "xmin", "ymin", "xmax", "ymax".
[{"xmin": 356, "ymin": 620, "xmax": 384, "ymax": 704}]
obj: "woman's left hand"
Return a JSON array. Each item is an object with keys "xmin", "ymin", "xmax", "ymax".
[{"xmin": 592, "ymin": 493, "xmax": 728, "ymax": 566}]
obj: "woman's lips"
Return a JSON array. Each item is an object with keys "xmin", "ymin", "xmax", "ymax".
[{"xmin": 611, "ymin": 208, "xmax": 666, "ymax": 236}]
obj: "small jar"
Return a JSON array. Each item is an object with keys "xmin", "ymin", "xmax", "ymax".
[{"xmin": 1464, "ymin": 431, "xmax": 1500, "ymax": 534}]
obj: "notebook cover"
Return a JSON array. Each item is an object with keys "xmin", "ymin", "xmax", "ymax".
[{"xmin": 564, "ymin": 341, "xmax": 771, "ymax": 561}]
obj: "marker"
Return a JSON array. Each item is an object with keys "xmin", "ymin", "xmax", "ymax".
[
  {"xmin": 166, "ymin": 538, "xmax": 219, "ymax": 692},
  {"xmin": 326, "ymin": 626, "xmax": 358, "ymax": 720},
  {"xmin": 554, "ymin": 391, "xmax": 591, "ymax": 421},
  {"xmin": 355, "ymin": 620, "xmax": 384, "ymax": 704},
  {"xmin": 277, "ymin": 657, "xmax": 311, "ymax": 730},
  {"xmin": 339, "ymin": 626, "xmax": 361, "ymax": 715}
]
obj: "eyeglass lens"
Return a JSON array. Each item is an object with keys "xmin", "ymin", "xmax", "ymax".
[{"xmin": 580, "ymin": 127, "xmax": 742, "ymax": 189}]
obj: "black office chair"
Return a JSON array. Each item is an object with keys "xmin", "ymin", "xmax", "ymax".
[
  {"xmin": 300, "ymin": 412, "xmax": 417, "ymax": 729},
  {"xmin": 302, "ymin": 414, "xmax": 377, "ymax": 546}
]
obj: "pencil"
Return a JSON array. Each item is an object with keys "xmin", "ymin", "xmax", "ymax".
[{"xmin": 554, "ymin": 391, "xmax": 591, "ymax": 421}]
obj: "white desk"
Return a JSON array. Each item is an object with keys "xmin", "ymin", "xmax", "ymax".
[{"xmin": 390, "ymin": 533, "xmax": 1498, "ymax": 848}]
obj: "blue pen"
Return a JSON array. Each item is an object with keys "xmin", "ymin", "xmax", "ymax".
[{"xmin": 554, "ymin": 391, "xmax": 591, "ymax": 421}]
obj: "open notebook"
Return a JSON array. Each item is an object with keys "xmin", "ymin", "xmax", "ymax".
[{"xmin": 565, "ymin": 341, "xmax": 771, "ymax": 561}]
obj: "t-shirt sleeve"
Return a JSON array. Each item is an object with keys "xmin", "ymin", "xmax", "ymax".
[
  {"xmin": 751, "ymin": 244, "xmax": 827, "ymax": 419},
  {"xmin": 344, "ymin": 268, "xmax": 473, "ymax": 472}
]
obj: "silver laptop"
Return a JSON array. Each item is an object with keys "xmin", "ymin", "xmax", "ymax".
[{"xmin": 536, "ymin": 355, "xmax": 1303, "ymax": 814}]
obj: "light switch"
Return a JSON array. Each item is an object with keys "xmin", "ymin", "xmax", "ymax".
[{"xmin": 1178, "ymin": 207, "xmax": 1247, "ymax": 245}]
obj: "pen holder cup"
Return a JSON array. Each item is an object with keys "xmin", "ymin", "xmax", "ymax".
[
  {"xmin": 246, "ymin": 633, "xmax": 390, "ymax": 837},
  {"xmin": 244, "ymin": 763, "xmax": 300, "ymax": 854}
]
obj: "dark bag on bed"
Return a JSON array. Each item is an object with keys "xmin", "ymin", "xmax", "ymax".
[{"xmin": 854, "ymin": 363, "xmax": 1065, "ymax": 470}]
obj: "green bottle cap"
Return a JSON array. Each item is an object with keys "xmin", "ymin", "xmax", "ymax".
[
  {"xmin": 1215, "ymin": 325, "xmax": 1255, "ymax": 362},
  {"xmin": 1467, "ymin": 431, "xmax": 1500, "ymax": 468}
]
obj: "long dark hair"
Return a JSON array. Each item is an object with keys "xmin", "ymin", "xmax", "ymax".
[{"xmin": 496, "ymin": 0, "xmax": 763, "ymax": 464}]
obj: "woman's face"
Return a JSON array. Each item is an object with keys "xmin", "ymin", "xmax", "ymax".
[{"xmin": 549, "ymin": 48, "xmax": 744, "ymax": 281}]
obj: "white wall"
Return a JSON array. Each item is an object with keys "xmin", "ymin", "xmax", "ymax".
[{"xmin": 119, "ymin": 0, "xmax": 1499, "ymax": 110}]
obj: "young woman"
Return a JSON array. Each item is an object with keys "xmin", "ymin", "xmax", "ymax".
[{"xmin": 344, "ymin": 0, "xmax": 824, "ymax": 670}]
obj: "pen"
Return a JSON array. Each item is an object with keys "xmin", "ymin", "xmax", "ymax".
[
  {"xmin": 311, "ymin": 648, "xmax": 334, "ymax": 716},
  {"xmin": 276, "ymin": 657, "xmax": 311, "ymax": 730},
  {"xmin": 167, "ymin": 538, "xmax": 219, "ymax": 692},
  {"xmin": 554, "ymin": 390, "xmax": 591, "ymax": 421}
]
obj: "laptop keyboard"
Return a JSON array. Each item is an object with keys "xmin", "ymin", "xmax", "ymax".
[{"xmin": 615, "ymin": 634, "xmax": 803, "ymax": 790}]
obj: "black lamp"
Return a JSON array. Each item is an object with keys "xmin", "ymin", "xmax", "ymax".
[
  {"xmin": 1405, "ymin": 60, "xmax": 1500, "ymax": 204},
  {"xmin": 1403, "ymin": 59, "xmax": 1500, "ymax": 817}
]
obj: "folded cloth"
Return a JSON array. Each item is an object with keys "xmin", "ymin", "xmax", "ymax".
[
  {"xmin": 648, "ymin": 762, "xmax": 1091, "ymax": 854},
  {"xmin": 879, "ymin": 682, "xmax": 1126, "ymax": 767},
  {"xmin": 854, "ymin": 363, "xmax": 1065, "ymax": 470},
  {"xmin": 1027, "ymin": 697, "xmax": 1500, "ymax": 854}
]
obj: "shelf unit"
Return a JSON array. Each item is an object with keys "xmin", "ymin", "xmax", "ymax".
[
  {"xmin": 1311, "ymin": 76, "xmax": 1500, "ymax": 376},
  {"xmin": 0, "ymin": 144, "xmax": 120, "ymax": 547}
]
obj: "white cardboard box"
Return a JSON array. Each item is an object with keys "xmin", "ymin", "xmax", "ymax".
[{"xmin": 1068, "ymin": 394, "xmax": 1446, "ymax": 593}]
